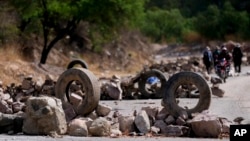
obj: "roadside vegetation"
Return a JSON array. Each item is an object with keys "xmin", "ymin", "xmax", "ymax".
[{"xmin": 0, "ymin": 0, "xmax": 250, "ymax": 65}]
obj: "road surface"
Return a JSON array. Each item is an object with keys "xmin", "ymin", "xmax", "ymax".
[{"xmin": 1, "ymin": 66, "xmax": 250, "ymax": 141}]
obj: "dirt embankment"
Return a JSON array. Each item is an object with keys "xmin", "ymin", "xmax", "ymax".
[
  {"xmin": 1, "ymin": 33, "xmax": 250, "ymax": 87},
  {"xmin": 0, "ymin": 31, "xmax": 155, "ymax": 86}
]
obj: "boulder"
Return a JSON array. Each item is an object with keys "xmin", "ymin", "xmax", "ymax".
[
  {"xmin": 189, "ymin": 111, "xmax": 222, "ymax": 138},
  {"xmin": 89, "ymin": 117, "xmax": 111, "ymax": 136},
  {"xmin": 67, "ymin": 118, "xmax": 88, "ymax": 136},
  {"xmin": 22, "ymin": 96, "xmax": 67, "ymax": 136},
  {"xmin": 134, "ymin": 110, "xmax": 151, "ymax": 134}
]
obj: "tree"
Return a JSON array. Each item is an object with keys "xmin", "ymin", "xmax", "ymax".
[
  {"xmin": 194, "ymin": 5, "xmax": 221, "ymax": 39},
  {"xmin": 220, "ymin": 1, "xmax": 249, "ymax": 39},
  {"xmin": 141, "ymin": 9, "xmax": 186, "ymax": 42},
  {"xmin": 11, "ymin": 0, "xmax": 145, "ymax": 64}
]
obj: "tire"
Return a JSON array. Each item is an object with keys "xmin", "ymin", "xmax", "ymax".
[
  {"xmin": 55, "ymin": 68, "xmax": 100, "ymax": 116},
  {"xmin": 162, "ymin": 71, "xmax": 211, "ymax": 118},
  {"xmin": 138, "ymin": 69, "xmax": 167, "ymax": 99},
  {"xmin": 67, "ymin": 59, "xmax": 88, "ymax": 69}
]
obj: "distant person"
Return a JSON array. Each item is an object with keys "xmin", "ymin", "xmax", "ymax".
[
  {"xmin": 213, "ymin": 46, "xmax": 221, "ymax": 68},
  {"xmin": 203, "ymin": 46, "xmax": 213, "ymax": 74},
  {"xmin": 218, "ymin": 46, "xmax": 231, "ymax": 62},
  {"xmin": 216, "ymin": 46, "xmax": 231, "ymax": 73},
  {"xmin": 232, "ymin": 44, "xmax": 243, "ymax": 73}
]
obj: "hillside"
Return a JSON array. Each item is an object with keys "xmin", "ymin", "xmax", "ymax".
[
  {"xmin": 0, "ymin": 31, "xmax": 155, "ymax": 86},
  {"xmin": 1, "ymin": 30, "xmax": 250, "ymax": 87}
]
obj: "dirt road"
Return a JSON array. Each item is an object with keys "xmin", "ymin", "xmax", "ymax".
[{"xmin": 211, "ymin": 66, "xmax": 250, "ymax": 123}]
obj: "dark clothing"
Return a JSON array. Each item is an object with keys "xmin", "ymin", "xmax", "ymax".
[
  {"xmin": 217, "ymin": 49, "xmax": 231, "ymax": 73},
  {"xmin": 218, "ymin": 50, "xmax": 231, "ymax": 62},
  {"xmin": 203, "ymin": 49, "xmax": 213, "ymax": 74},
  {"xmin": 232, "ymin": 47, "xmax": 243, "ymax": 73},
  {"xmin": 213, "ymin": 49, "xmax": 220, "ymax": 67}
]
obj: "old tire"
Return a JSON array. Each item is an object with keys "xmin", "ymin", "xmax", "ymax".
[
  {"xmin": 67, "ymin": 59, "xmax": 88, "ymax": 69},
  {"xmin": 55, "ymin": 68, "xmax": 100, "ymax": 116},
  {"xmin": 138, "ymin": 69, "xmax": 167, "ymax": 99},
  {"xmin": 162, "ymin": 71, "xmax": 211, "ymax": 118}
]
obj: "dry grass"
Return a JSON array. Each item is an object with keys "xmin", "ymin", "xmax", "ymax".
[
  {"xmin": 0, "ymin": 44, "xmax": 22, "ymax": 61},
  {"xmin": 0, "ymin": 44, "xmax": 38, "ymax": 86}
]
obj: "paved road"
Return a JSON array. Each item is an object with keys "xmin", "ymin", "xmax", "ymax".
[{"xmin": 1, "ymin": 66, "xmax": 250, "ymax": 141}]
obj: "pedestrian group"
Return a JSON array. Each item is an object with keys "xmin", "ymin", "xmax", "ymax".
[{"xmin": 202, "ymin": 43, "xmax": 243, "ymax": 74}]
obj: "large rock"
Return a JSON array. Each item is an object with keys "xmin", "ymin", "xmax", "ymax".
[
  {"xmin": 67, "ymin": 118, "xmax": 88, "ymax": 136},
  {"xmin": 156, "ymin": 107, "xmax": 169, "ymax": 120},
  {"xmin": 0, "ymin": 113, "xmax": 24, "ymax": 133},
  {"xmin": 134, "ymin": 110, "xmax": 150, "ymax": 134},
  {"xmin": 89, "ymin": 117, "xmax": 111, "ymax": 136},
  {"xmin": 211, "ymin": 87, "xmax": 225, "ymax": 97},
  {"xmin": 22, "ymin": 96, "xmax": 67, "ymax": 136},
  {"xmin": 161, "ymin": 125, "xmax": 189, "ymax": 137},
  {"xmin": 189, "ymin": 111, "xmax": 222, "ymax": 138},
  {"xmin": 118, "ymin": 115, "xmax": 135, "ymax": 133},
  {"xmin": 96, "ymin": 104, "xmax": 112, "ymax": 117}
]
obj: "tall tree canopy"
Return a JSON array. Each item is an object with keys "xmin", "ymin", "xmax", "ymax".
[{"xmin": 11, "ymin": 0, "xmax": 145, "ymax": 64}]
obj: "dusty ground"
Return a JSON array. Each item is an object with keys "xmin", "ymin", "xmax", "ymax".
[
  {"xmin": 0, "ymin": 37, "xmax": 249, "ymax": 88},
  {"xmin": 0, "ymin": 32, "xmax": 157, "ymax": 86}
]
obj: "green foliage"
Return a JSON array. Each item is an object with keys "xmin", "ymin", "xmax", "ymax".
[
  {"xmin": 75, "ymin": 0, "xmax": 146, "ymax": 48},
  {"xmin": 140, "ymin": 9, "xmax": 187, "ymax": 42},
  {"xmin": 220, "ymin": 2, "xmax": 250, "ymax": 39},
  {"xmin": 0, "ymin": 2, "xmax": 19, "ymax": 44},
  {"xmin": 194, "ymin": 1, "xmax": 250, "ymax": 40},
  {"xmin": 0, "ymin": 25, "xmax": 19, "ymax": 44},
  {"xmin": 194, "ymin": 5, "xmax": 221, "ymax": 39},
  {"xmin": 11, "ymin": 0, "xmax": 146, "ymax": 50},
  {"xmin": 6, "ymin": 0, "xmax": 250, "ymax": 46}
]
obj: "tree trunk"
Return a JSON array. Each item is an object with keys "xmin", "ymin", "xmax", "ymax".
[
  {"xmin": 40, "ymin": 47, "xmax": 49, "ymax": 64},
  {"xmin": 39, "ymin": 35, "xmax": 64, "ymax": 64}
]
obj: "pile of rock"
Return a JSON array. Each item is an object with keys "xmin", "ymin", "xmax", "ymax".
[
  {"xmin": 99, "ymin": 56, "xmax": 225, "ymax": 100},
  {"xmin": 0, "ymin": 95, "xmax": 233, "ymax": 138},
  {"xmin": 0, "ymin": 56, "xmax": 228, "ymax": 138},
  {"xmin": 0, "ymin": 75, "xmax": 56, "ymax": 115}
]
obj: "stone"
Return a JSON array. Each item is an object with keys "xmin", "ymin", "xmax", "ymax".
[
  {"xmin": 189, "ymin": 111, "xmax": 222, "ymax": 138},
  {"xmin": 141, "ymin": 106, "xmax": 159, "ymax": 120},
  {"xmin": 21, "ymin": 79, "xmax": 32, "ymax": 90},
  {"xmin": 67, "ymin": 118, "xmax": 88, "ymax": 136},
  {"xmin": 0, "ymin": 113, "xmax": 24, "ymax": 133},
  {"xmin": 0, "ymin": 100, "xmax": 11, "ymax": 113},
  {"xmin": 161, "ymin": 125, "xmax": 189, "ymax": 137},
  {"xmin": 89, "ymin": 117, "xmax": 111, "ymax": 136},
  {"xmin": 96, "ymin": 104, "xmax": 112, "ymax": 117},
  {"xmin": 176, "ymin": 116, "xmax": 186, "ymax": 126},
  {"xmin": 154, "ymin": 120, "xmax": 167, "ymax": 132},
  {"xmin": 86, "ymin": 112, "xmax": 98, "ymax": 120},
  {"xmin": 164, "ymin": 115, "xmax": 175, "ymax": 125},
  {"xmin": 156, "ymin": 107, "xmax": 169, "ymax": 120},
  {"xmin": 220, "ymin": 117, "xmax": 233, "ymax": 133},
  {"xmin": 62, "ymin": 102, "xmax": 77, "ymax": 122},
  {"xmin": 134, "ymin": 110, "xmax": 150, "ymax": 134},
  {"xmin": 211, "ymin": 87, "xmax": 225, "ymax": 97},
  {"xmin": 110, "ymin": 129, "xmax": 122, "ymax": 137},
  {"xmin": 22, "ymin": 96, "xmax": 67, "ymax": 136},
  {"xmin": 12, "ymin": 101, "xmax": 25, "ymax": 113},
  {"xmin": 69, "ymin": 93, "xmax": 82, "ymax": 110},
  {"xmin": 150, "ymin": 126, "xmax": 160, "ymax": 135},
  {"xmin": 106, "ymin": 83, "xmax": 122, "ymax": 100},
  {"xmin": 118, "ymin": 115, "xmax": 135, "ymax": 133}
]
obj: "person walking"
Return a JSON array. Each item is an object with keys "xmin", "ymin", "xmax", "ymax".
[
  {"xmin": 232, "ymin": 44, "xmax": 243, "ymax": 73},
  {"xmin": 212, "ymin": 46, "xmax": 221, "ymax": 71},
  {"xmin": 203, "ymin": 46, "xmax": 213, "ymax": 74}
]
